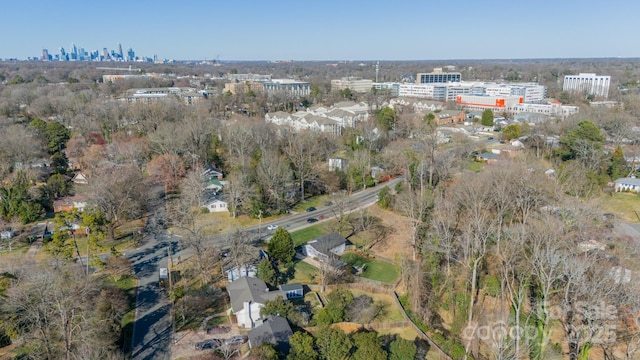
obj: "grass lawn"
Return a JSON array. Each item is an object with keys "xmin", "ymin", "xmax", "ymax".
[
  {"xmin": 593, "ymin": 192, "xmax": 640, "ymax": 223},
  {"xmin": 291, "ymin": 225, "xmax": 328, "ymax": 247},
  {"xmin": 362, "ymin": 260, "xmax": 399, "ymax": 284},
  {"xmin": 467, "ymin": 160, "xmax": 484, "ymax": 172},
  {"xmin": 376, "ymin": 326, "xmax": 420, "ymax": 341},
  {"xmin": 0, "ymin": 238, "xmax": 30, "ymax": 256},
  {"xmin": 291, "ymin": 260, "xmax": 318, "ymax": 284},
  {"xmin": 341, "ymin": 252, "xmax": 399, "ymax": 284},
  {"xmin": 109, "ymin": 275, "xmax": 137, "ymax": 356},
  {"xmin": 347, "ymin": 289, "xmax": 405, "ymax": 323}
]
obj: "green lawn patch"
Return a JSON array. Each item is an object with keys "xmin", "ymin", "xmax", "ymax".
[
  {"xmin": 291, "ymin": 260, "xmax": 318, "ymax": 284},
  {"xmin": 291, "ymin": 226, "xmax": 328, "ymax": 247},
  {"xmin": 362, "ymin": 260, "xmax": 399, "ymax": 284},
  {"xmin": 594, "ymin": 192, "xmax": 640, "ymax": 223},
  {"xmin": 467, "ymin": 160, "xmax": 484, "ymax": 172},
  {"xmin": 341, "ymin": 252, "xmax": 399, "ymax": 284},
  {"xmin": 110, "ymin": 275, "xmax": 137, "ymax": 356}
]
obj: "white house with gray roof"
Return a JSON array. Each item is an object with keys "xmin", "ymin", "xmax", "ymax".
[
  {"xmin": 614, "ymin": 177, "xmax": 640, "ymax": 193},
  {"xmin": 227, "ymin": 276, "xmax": 287, "ymax": 328},
  {"xmin": 302, "ymin": 232, "xmax": 347, "ymax": 263}
]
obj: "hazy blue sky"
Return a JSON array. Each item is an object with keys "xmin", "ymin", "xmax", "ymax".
[{"xmin": 2, "ymin": 0, "xmax": 640, "ymax": 61}]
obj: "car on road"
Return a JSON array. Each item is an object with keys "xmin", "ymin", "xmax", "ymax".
[
  {"xmin": 306, "ymin": 206, "xmax": 316, "ymax": 212},
  {"xmin": 267, "ymin": 224, "xmax": 278, "ymax": 230},
  {"xmin": 307, "ymin": 217, "xmax": 318, "ymax": 223},
  {"xmin": 195, "ymin": 338, "xmax": 222, "ymax": 350}
]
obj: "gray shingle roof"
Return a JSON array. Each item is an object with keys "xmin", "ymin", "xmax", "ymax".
[
  {"xmin": 248, "ymin": 316, "xmax": 293, "ymax": 353},
  {"xmin": 227, "ymin": 276, "xmax": 286, "ymax": 312},
  {"xmin": 279, "ymin": 283, "xmax": 303, "ymax": 292},
  {"xmin": 306, "ymin": 232, "xmax": 347, "ymax": 256},
  {"xmin": 615, "ymin": 177, "xmax": 640, "ymax": 187}
]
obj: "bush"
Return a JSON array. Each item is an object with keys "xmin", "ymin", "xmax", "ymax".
[{"xmin": 482, "ymin": 275, "xmax": 501, "ymax": 297}]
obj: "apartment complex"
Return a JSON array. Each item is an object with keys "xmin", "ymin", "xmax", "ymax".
[
  {"xmin": 563, "ymin": 73, "xmax": 610, "ymax": 98},
  {"xmin": 123, "ymin": 87, "xmax": 208, "ymax": 105},
  {"xmin": 330, "ymin": 77, "xmax": 374, "ymax": 93},
  {"xmin": 224, "ymin": 77, "xmax": 310, "ymax": 98}
]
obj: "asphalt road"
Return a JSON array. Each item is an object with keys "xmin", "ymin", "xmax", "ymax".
[
  {"xmin": 127, "ymin": 177, "xmax": 402, "ymax": 359},
  {"xmin": 128, "ymin": 232, "xmax": 179, "ymax": 360}
]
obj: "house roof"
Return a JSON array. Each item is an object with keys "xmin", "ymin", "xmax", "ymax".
[
  {"xmin": 267, "ymin": 111, "xmax": 291, "ymax": 119},
  {"xmin": 227, "ymin": 276, "xmax": 286, "ymax": 313},
  {"xmin": 477, "ymin": 152, "xmax": 498, "ymax": 160},
  {"xmin": 306, "ymin": 232, "xmax": 347, "ymax": 256},
  {"xmin": 247, "ymin": 316, "xmax": 293, "ymax": 353},
  {"xmin": 279, "ymin": 283, "xmax": 303, "ymax": 292},
  {"xmin": 615, "ymin": 177, "xmax": 640, "ymax": 186}
]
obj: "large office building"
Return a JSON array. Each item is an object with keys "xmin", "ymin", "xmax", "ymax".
[
  {"xmin": 392, "ymin": 81, "xmax": 545, "ymax": 103},
  {"xmin": 456, "ymin": 95, "xmax": 523, "ymax": 111},
  {"xmin": 563, "ymin": 73, "xmax": 610, "ymax": 98},
  {"xmin": 417, "ymin": 68, "xmax": 461, "ymax": 84},
  {"xmin": 262, "ymin": 79, "xmax": 311, "ymax": 98}
]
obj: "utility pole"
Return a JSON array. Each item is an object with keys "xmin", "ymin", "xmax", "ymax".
[{"xmin": 258, "ymin": 210, "xmax": 263, "ymax": 240}]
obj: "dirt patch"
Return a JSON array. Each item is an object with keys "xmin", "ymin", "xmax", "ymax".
[
  {"xmin": 171, "ymin": 328, "xmax": 247, "ymax": 360},
  {"xmin": 366, "ymin": 206, "xmax": 413, "ymax": 261}
]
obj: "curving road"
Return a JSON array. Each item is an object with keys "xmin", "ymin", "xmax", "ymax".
[{"xmin": 127, "ymin": 177, "xmax": 402, "ymax": 359}]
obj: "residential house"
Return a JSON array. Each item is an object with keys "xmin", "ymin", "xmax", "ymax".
[
  {"xmin": 29, "ymin": 221, "xmax": 55, "ymax": 240},
  {"xmin": 247, "ymin": 316, "xmax": 293, "ymax": 354},
  {"xmin": 475, "ymin": 152, "xmax": 499, "ymax": 164},
  {"xmin": 614, "ymin": 177, "xmax": 640, "ymax": 193},
  {"xmin": 278, "ymin": 283, "xmax": 303, "ymax": 299},
  {"xmin": 203, "ymin": 165, "xmax": 224, "ymax": 180},
  {"xmin": 205, "ymin": 177, "xmax": 223, "ymax": 192},
  {"xmin": 328, "ymin": 158, "xmax": 348, "ymax": 172},
  {"xmin": 227, "ymin": 276, "xmax": 287, "ymax": 328},
  {"xmin": 226, "ymin": 264, "xmax": 257, "ymax": 282},
  {"xmin": 204, "ymin": 199, "xmax": 228, "ymax": 213},
  {"xmin": 71, "ymin": 173, "xmax": 89, "ymax": 185},
  {"xmin": 425, "ymin": 110, "xmax": 466, "ymax": 125},
  {"xmin": 53, "ymin": 196, "xmax": 87, "ymax": 213},
  {"xmin": 302, "ymin": 232, "xmax": 347, "ymax": 263},
  {"xmin": 225, "ymin": 248, "xmax": 269, "ymax": 282}
]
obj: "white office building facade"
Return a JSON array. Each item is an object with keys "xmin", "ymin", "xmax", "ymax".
[{"xmin": 563, "ymin": 73, "xmax": 610, "ymax": 98}]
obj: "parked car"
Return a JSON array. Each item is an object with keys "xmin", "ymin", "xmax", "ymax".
[
  {"xmin": 225, "ymin": 335, "xmax": 247, "ymax": 345},
  {"xmin": 195, "ymin": 338, "xmax": 222, "ymax": 350},
  {"xmin": 306, "ymin": 207, "xmax": 316, "ymax": 212},
  {"xmin": 267, "ymin": 224, "xmax": 278, "ymax": 230},
  {"xmin": 307, "ymin": 217, "xmax": 318, "ymax": 223}
]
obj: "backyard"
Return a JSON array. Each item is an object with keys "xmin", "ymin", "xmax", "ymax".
[{"xmin": 341, "ymin": 252, "xmax": 399, "ymax": 284}]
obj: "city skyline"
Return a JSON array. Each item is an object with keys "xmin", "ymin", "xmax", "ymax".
[
  {"xmin": 39, "ymin": 41, "xmax": 149, "ymax": 62},
  {"xmin": 2, "ymin": 0, "xmax": 640, "ymax": 61}
]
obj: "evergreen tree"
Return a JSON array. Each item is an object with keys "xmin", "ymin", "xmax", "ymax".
[
  {"xmin": 608, "ymin": 145, "xmax": 627, "ymax": 180},
  {"xmin": 352, "ymin": 331, "xmax": 387, "ymax": 360},
  {"xmin": 481, "ymin": 109, "xmax": 494, "ymax": 126},
  {"xmin": 257, "ymin": 258, "xmax": 277, "ymax": 286},
  {"xmin": 288, "ymin": 331, "xmax": 317, "ymax": 360},
  {"xmin": 267, "ymin": 227, "xmax": 295, "ymax": 264},
  {"xmin": 389, "ymin": 337, "xmax": 417, "ymax": 360}
]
